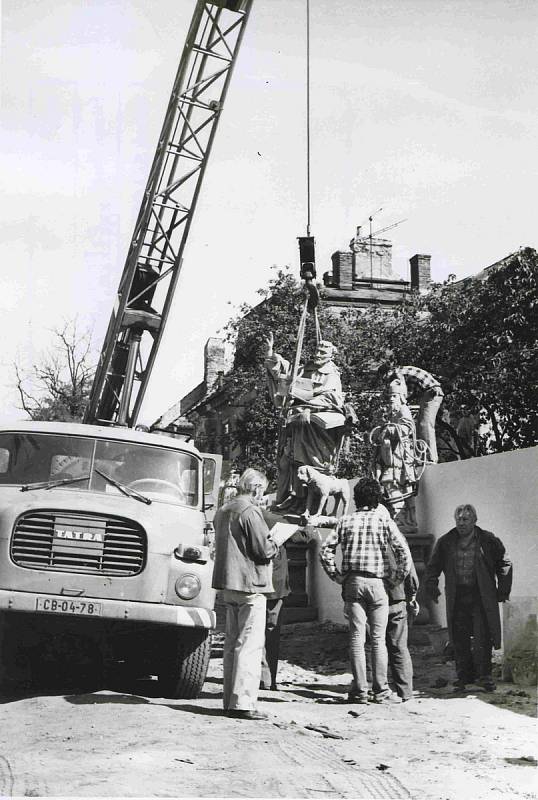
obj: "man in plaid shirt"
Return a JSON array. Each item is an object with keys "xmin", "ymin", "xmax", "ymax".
[
  {"xmin": 313, "ymin": 477, "xmax": 412, "ymax": 704},
  {"xmin": 380, "ymin": 363, "xmax": 444, "ymax": 463}
]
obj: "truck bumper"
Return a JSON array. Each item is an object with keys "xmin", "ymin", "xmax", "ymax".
[{"xmin": 0, "ymin": 589, "xmax": 216, "ymax": 630}]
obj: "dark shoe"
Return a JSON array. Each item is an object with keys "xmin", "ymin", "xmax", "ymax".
[
  {"xmin": 226, "ymin": 709, "xmax": 268, "ymax": 721},
  {"xmin": 452, "ymin": 679, "xmax": 470, "ymax": 692},
  {"xmin": 347, "ymin": 692, "xmax": 369, "ymax": 704},
  {"xmin": 346, "ymin": 686, "xmax": 372, "ymax": 705},
  {"xmin": 260, "ymin": 678, "xmax": 277, "ymax": 691},
  {"xmin": 372, "ymin": 691, "xmax": 402, "ymax": 705}
]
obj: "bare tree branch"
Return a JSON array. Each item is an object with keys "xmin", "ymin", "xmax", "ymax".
[{"xmin": 12, "ymin": 322, "xmax": 96, "ymax": 422}]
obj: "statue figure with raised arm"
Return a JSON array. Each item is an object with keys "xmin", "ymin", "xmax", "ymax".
[{"xmin": 264, "ymin": 331, "xmax": 346, "ymax": 514}]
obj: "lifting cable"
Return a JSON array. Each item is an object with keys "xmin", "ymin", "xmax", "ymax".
[
  {"xmin": 306, "ymin": 0, "xmax": 311, "ymax": 239},
  {"xmin": 292, "ymin": 0, "xmax": 321, "ymax": 383},
  {"xmin": 304, "ymin": 0, "xmax": 321, "ymax": 345},
  {"xmin": 277, "ymin": 0, "xmax": 319, "ymax": 457}
]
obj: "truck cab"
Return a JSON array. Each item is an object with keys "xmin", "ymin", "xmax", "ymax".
[{"xmin": 0, "ymin": 421, "xmax": 221, "ymax": 698}]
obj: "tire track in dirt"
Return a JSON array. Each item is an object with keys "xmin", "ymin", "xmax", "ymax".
[
  {"xmin": 275, "ymin": 727, "xmax": 412, "ymax": 799},
  {"xmin": 0, "ymin": 755, "xmax": 14, "ymax": 798},
  {"xmin": 1, "ymin": 752, "xmax": 51, "ymax": 798}
]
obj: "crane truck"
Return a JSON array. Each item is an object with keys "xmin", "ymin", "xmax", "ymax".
[{"xmin": 0, "ymin": 0, "xmax": 253, "ymax": 698}]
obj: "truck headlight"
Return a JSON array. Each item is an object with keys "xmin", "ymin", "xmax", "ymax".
[{"xmin": 175, "ymin": 574, "xmax": 201, "ymax": 600}]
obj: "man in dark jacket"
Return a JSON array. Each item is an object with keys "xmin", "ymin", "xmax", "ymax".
[
  {"xmin": 260, "ymin": 543, "xmax": 290, "ymax": 691},
  {"xmin": 423, "ymin": 504, "xmax": 512, "ymax": 691},
  {"xmin": 212, "ymin": 468, "xmax": 278, "ymax": 720}
]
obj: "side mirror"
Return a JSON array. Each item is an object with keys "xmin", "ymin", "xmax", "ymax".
[{"xmin": 202, "ymin": 454, "xmax": 222, "ymax": 519}]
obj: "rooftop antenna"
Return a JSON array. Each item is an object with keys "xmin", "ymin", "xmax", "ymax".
[
  {"xmin": 368, "ymin": 206, "xmax": 383, "ymax": 281},
  {"xmin": 356, "ymin": 218, "xmax": 408, "ymax": 242}
]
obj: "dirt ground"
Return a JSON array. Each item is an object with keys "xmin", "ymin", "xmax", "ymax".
[{"xmin": 0, "ymin": 620, "xmax": 536, "ymax": 800}]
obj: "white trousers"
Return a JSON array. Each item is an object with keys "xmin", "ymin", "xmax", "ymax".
[{"xmin": 221, "ymin": 589, "xmax": 267, "ymax": 711}]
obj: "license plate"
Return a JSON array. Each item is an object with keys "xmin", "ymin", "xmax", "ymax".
[{"xmin": 35, "ymin": 597, "xmax": 102, "ymax": 616}]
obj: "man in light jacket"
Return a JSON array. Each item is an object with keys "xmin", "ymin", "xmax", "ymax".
[{"xmin": 212, "ymin": 468, "xmax": 278, "ymax": 720}]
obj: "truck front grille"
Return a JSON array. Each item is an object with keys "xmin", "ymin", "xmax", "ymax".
[{"xmin": 11, "ymin": 511, "xmax": 146, "ymax": 576}]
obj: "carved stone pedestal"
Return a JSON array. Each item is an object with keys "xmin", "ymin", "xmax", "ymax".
[{"xmin": 283, "ymin": 539, "xmax": 318, "ymax": 623}]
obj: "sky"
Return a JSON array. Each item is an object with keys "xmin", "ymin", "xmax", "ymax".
[{"xmin": 1, "ymin": 0, "xmax": 536, "ymax": 426}]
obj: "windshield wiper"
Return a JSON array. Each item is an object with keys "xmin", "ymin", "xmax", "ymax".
[
  {"xmin": 21, "ymin": 474, "xmax": 91, "ymax": 492},
  {"xmin": 95, "ymin": 468, "xmax": 152, "ymax": 505}
]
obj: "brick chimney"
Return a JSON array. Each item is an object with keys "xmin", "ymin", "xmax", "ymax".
[
  {"xmin": 410, "ymin": 254, "xmax": 431, "ymax": 293},
  {"xmin": 331, "ymin": 251, "xmax": 353, "ymax": 290},
  {"xmin": 204, "ymin": 337, "xmax": 226, "ymax": 392}
]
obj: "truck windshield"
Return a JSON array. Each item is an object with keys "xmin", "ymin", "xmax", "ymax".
[{"xmin": 0, "ymin": 433, "xmax": 200, "ymax": 507}]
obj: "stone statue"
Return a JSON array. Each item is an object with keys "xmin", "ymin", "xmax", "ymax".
[
  {"xmin": 264, "ymin": 332, "xmax": 346, "ymax": 513},
  {"xmin": 296, "ymin": 465, "xmax": 351, "ymax": 518},
  {"xmin": 378, "ymin": 363, "xmax": 444, "ymax": 463},
  {"xmin": 370, "ymin": 384, "xmax": 421, "ymax": 533}
]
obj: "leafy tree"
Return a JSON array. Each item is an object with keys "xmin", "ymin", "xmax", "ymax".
[
  {"xmin": 417, "ymin": 248, "xmax": 538, "ymax": 453},
  {"xmin": 14, "ymin": 321, "xmax": 95, "ymax": 422},
  {"xmin": 220, "ymin": 248, "xmax": 537, "ymax": 483},
  {"xmin": 221, "ymin": 268, "xmax": 308, "ymax": 480},
  {"xmin": 221, "ymin": 267, "xmax": 424, "ymax": 479}
]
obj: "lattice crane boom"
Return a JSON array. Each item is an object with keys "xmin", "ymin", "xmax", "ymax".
[{"xmin": 85, "ymin": 0, "xmax": 253, "ymax": 427}]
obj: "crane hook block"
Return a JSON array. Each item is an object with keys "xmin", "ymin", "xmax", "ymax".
[
  {"xmin": 298, "ymin": 236, "xmax": 316, "ymax": 281},
  {"xmin": 305, "ymin": 281, "xmax": 320, "ymax": 311}
]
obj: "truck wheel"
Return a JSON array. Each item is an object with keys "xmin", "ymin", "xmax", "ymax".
[
  {"xmin": 0, "ymin": 613, "xmax": 32, "ymax": 693},
  {"xmin": 157, "ymin": 628, "xmax": 211, "ymax": 699}
]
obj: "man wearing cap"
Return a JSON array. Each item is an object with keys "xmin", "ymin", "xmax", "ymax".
[{"xmin": 264, "ymin": 332, "xmax": 346, "ymax": 513}]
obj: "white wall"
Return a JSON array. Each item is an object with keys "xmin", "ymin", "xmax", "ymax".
[
  {"xmin": 308, "ymin": 447, "xmax": 538, "ymax": 650},
  {"xmin": 416, "ymin": 446, "xmax": 538, "ymax": 600}
]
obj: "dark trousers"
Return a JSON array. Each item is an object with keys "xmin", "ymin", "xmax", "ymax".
[
  {"xmin": 452, "ymin": 586, "xmax": 492, "ymax": 682},
  {"xmin": 386, "ymin": 601, "xmax": 413, "ymax": 700},
  {"xmin": 260, "ymin": 598, "xmax": 284, "ymax": 688}
]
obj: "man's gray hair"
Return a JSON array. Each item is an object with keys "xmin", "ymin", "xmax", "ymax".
[
  {"xmin": 237, "ymin": 468, "xmax": 268, "ymax": 495},
  {"xmin": 454, "ymin": 504, "xmax": 477, "ymax": 522}
]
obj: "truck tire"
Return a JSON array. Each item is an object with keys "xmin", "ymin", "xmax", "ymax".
[
  {"xmin": 0, "ymin": 613, "xmax": 32, "ymax": 693},
  {"xmin": 157, "ymin": 628, "xmax": 211, "ymax": 699}
]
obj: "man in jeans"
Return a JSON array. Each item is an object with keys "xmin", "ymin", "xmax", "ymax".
[
  {"xmin": 385, "ymin": 561, "xmax": 419, "ymax": 701},
  {"xmin": 313, "ymin": 477, "xmax": 412, "ymax": 704},
  {"xmin": 212, "ymin": 468, "xmax": 278, "ymax": 720}
]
